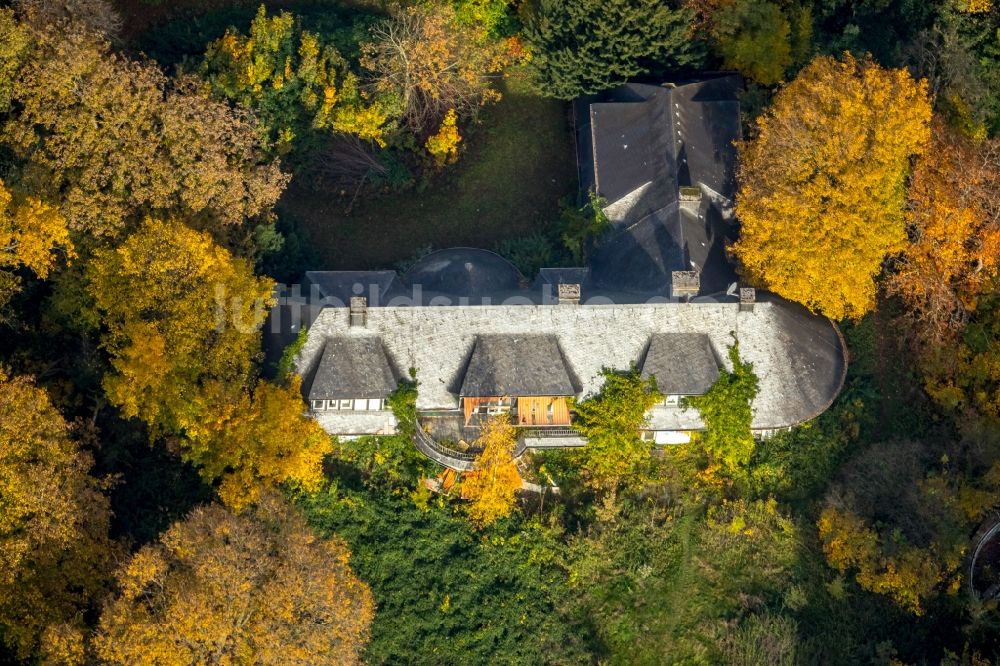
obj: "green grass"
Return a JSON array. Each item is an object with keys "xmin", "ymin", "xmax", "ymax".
[{"xmin": 280, "ymin": 73, "xmax": 578, "ymax": 270}]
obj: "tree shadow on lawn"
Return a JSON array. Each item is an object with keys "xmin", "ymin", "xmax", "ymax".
[{"xmin": 279, "ymin": 76, "xmax": 579, "ymax": 271}]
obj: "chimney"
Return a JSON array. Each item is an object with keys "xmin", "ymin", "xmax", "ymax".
[
  {"xmin": 557, "ymin": 283, "xmax": 581, "ymax": 305},
  {"xmin": 679, "ymin": 185, "xmax": 702, "ymax": 213},
  {"xmin": 739, "ymin": 287, "xmax": 756, "ymax": 313},
  {"xmin": 349, "ymin": 296, "xmax": 367, "ymax": 326},
  {"xmin": 671, "ymin": 271, "xmax": 700, "ymax": 300}
]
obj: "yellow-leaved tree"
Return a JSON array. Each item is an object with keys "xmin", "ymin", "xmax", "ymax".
[
  {"xmin": 462, "ymin": 415, "xmax": 521, "ymax": 527},
  {"xmin": 0, "ymin": 370, "xmax": 113, "ymax": 662},
  {"xmin": 95, "ymin": 495, "xmax": 374, "ymax": 665},
  {"xmin": 201, "ymin": 5, "xmax": 391, "ymax": 152},
  {"xmin": 0, "ymin": 177, "xmax": 72, "ymax": 308},
  {"xmin": 184, "ymin": 378, "xmax": 333, "ymax": 512},
  {"xmin": 733, "ymin": 54, "xmax": 931, "ymax": 320},
  {"xmin": 86, "ymin": 217, "xmax": 332, "ymax": 509},
  {"xmin": 86, "ymin": 217, "xmax": 272, "ymax": 437}
]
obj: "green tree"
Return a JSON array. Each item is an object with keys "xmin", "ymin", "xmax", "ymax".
[
  {"xmin": 569, "ymin": 367, "xmax": 661, "ymax": 490},
  {"xmin": 523, "ymin": 0, "xmax": 703, "ymax": 99},
  {"xmin": 711, "ymin": 0, "xmax": 791, "ymax": 85},
  {"xmin": 202, "ymin": 5, "xmax": 391, "ymax": 154},
  {"xmin": 684, "ymin": 341, "xmax": 759, "ymax": 477}
]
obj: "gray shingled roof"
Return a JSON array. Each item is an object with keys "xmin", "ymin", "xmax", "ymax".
[
  {"xmin": 459, "ymin": 335, "xmax": 578, "ymax": 397},
  {"xmin": 574, "ymin": 75, "xmax": 742, "ymax": 297},
  {"xmin": 640, "ymin": 333, "xmax": 719, "ymax": 395},
  {"xmin": 401, "ymin": 248, "xmax": 523, "ymax": 297},
  {"xmin": 293, "ymin": 296, "xmax": 847, "ymax": 432},
  {"xmin": 307, "ymin": 337, "xmax": 398, "ymax": 400}
]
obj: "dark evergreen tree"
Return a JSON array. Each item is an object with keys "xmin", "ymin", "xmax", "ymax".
[{"xmin": 522, "ymin": 0, "xmax": 704, "ymax": 99}]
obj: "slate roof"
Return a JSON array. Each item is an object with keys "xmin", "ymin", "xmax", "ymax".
[
  {"xmin": 306, "ymin": 337, "xmax": 398, "ymax": 400},
  {"xmin": 459, "ymin": 335, "xmax": 578, "ymax": 397},
  {"xmin": 304, "ymin": 270, "xmax": 402, "ymax": 305},
  {"xmin": 401, "ymin": 248, "xmax": 523, "ymax": 297},
  {"xmin": 640, "ymin": 333, "xmax": 720, "ymax": 395},
  {"xmin": 574, "ymin": 75, "xmax": 743, "ymax": 296},
  {"xmin": 294, "ymin": 295, "xmax": 847, "ymax": 431}
]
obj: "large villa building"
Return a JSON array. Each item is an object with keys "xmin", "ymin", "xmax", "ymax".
[{"xmin": 269, "ymin": 74, "xmax": 848, "ymax": 471}]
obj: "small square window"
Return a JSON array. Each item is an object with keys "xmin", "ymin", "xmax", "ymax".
[
  {"xmin": 640, "ymin": 431, "xmax": 655, "ymax": 442},
  {"xmin": 663, "ymin": 395, "xmax": 680, "ymax": 407},
  {"xmin": 339, "ymin": 399, "xmax": 353, "ymax": 410},
  {"xmin": 312, "ymin": 400, "xmax": 325, "ymax": 411}
]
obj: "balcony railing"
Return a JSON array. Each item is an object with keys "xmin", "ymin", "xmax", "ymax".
[{"xmin": 412, "ymin": 425, "xmax": 477, "ymax": 472}]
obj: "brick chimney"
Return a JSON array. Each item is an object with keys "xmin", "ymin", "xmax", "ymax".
[
  {"xmin": 557, "ymin": 283, "xmax": 581, "ymax": 305},
  {"xmin": 349, "ymin": 296, "xmax": 367, "ymax": 326}
]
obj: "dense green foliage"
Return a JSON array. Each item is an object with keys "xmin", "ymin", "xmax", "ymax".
[
  {"xmin": 710, "ymin": 0, "xmax": 793, "ymax": 85},
  {"xmin": 683, "ymin": 341, "xmax": 760, "ymax": 477},
  {"xmin": 562, "ymin": 367, "xmax": 661, "ymax": 491},
  {"xmin": 522, "ymin": 0, "xmax": 704, "ymax": 99},
  {"xmin": 297, "ymin": 483, "xmax": 592, "ymax": 665}
]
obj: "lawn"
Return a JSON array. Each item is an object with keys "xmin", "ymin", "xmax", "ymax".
[
  {"xmin": 279, "ymin": 72, "xmax": 579, "ymax": 270},
  {"xmin": 117, "ymin": 0, "xmax": 578, "ymax": 272}
]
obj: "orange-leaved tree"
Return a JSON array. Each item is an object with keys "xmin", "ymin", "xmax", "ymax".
[
  {"xmin": 1, "ymin": 23, "xmax": 286, "ymax": 240},
  {"xmin": 733, "ymin": 53, "xmax": 931, "ymax": 320},
  {"xmin": 95, "ymin": 495, "xmax": 374, "ymax": 665},
  {"xmin": 886, "ymin": 121, "xmax": 1000, "ymax": 351},
  {"xmin": 361, "ymin": 3, "xmax": 513, "ymax": 135},
  {"xmin": 0, "ymin": 370, "xmax": 113, "ymax": 662},
  {"xmin": 462, "ymin": 415, "xmax": 521, "ymax": 527}
]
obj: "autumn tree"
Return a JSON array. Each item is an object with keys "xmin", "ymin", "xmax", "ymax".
[
  {"xmin": 14, "ymin": 0, "xmax": 123, "ymax": 37},
  {"xmin": 184, "ymin": 377, "xmax": 334, "ymax": 512},
  {"xmin": 817, "ymin": 440, "xmax": 968, "ymax": 616},
  {"xmin": 0, "ymin": 9, "xmax": 29, "ymax": 112},
  {"xmin": 523, "ymin": 0, "xmax": 702, "ymax": 100},
  {"xmin": 425, "ymin": 108, "xmax": 461, "ymax": 166},
  {"xmin": 0, "ymin": 370, "xmax": 113, "ymax": 662},
  {"xmin": 683, "ymin": 341, "xmax": 759, "ymax": 477},
  {"xmin": 85, "ymin": 218, "xmax": 333, "ymax": 509},
  {"xmin": 1, "ymin": 25, "xmax": 286, "ymax": 240},
  {"xmin": 85, "ymin": 217, "xmax": 272, "ymax": 437},
  {"xmin": 202, "ymin": 6, "xmax": 391, "ymax": 153},
  {"xmin": 462, "ymin": 415, "xmax": 521, "ymax": 526},
  {"xmin": 925, "ymin": 294, "xmax": 1000, "ymax": 419},
  {"xmin": 818, "ymin": 506, "xmax": 961, "ymax": 616},
  {"xmin": 95, "ymin": 495, "xmax": 374, "ymax": 665},
  {"xmin": 0, "ymin": 178, "xmax": 72, "ymax": 309},
  {"xmin": 710, "ymin": 0, "xmax": 791, "ymax": 85},
  {"xmin": 886, "ymin": 122, "xmax": 1000, "ymax": 351},
  {"xmin": 569, "ymin": 367, "xmax": 662, "ymax": 490},
  {"xmin": 733, "ymin": 54, "xmax": 931, "ymax": 320},
  {"xmin": 361, "ymin": 4, "xmax": 513, "ymax": 134}
]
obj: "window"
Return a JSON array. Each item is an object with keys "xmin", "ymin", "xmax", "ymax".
[
  {"xmin": 339, "ymin": 399, "xmax": 353, "ymax": 410},
  {"xmin": 312, "ymin": 400, "xmax": 326, "ymax": 411},
  {"xmin": 663, "ymin": 395, "xmax": 680, "ymax": 407},
  {"xmin": 640, "ymin": 430, "xmax": 655, "ymax": 442}
]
